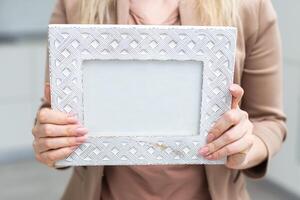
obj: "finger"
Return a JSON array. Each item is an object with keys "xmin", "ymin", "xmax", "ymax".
[
  {"xmin": 206, "ymin": 109, "xmax": 243, "ymax": 143},
  {"xmin": 32, "ymin": 125, "xmax": 39, "ymax": 138},
  {"xmin": 205, "ymin": 134, "xmax": 254, "ymax": 161},
  {"xmin": 37, "ymin": 135, "xmax": 87, "ymax": 153},
  {"xmin": 226, "ymin": 140, "xmax": 255, "ymax": 169},
  {"xmin": 38, "ymin": 124, "xmax": 88, "ymax": 138},
  {"xmin": 200, "ymin": 119, "xmax": 248, "ymax": 156},
  {"xmin": 35, "ymin": 153, "xmax": 44, "ymax": 164},
  {"xmin": 40, "ymin": 146, "xmax": 78, "ymax": 167},
  {"xmin": 44, "ymin": 83, "xmax": 51, "ymax": 103},
  {"xmin": 229, "ymin": 84, "xmax": 244, "ymax": 109},
  {"xmin": 38, "ymin": 108, "xmax": 78, "ymax": 125},
  {"xmin": 32, "ymin": 140, "xmax": 40, "ymax": 154}
]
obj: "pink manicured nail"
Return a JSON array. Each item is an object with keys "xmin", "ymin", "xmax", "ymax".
[
  {"xmin": 67, "ymin": 115, "xmax": 78, "ymax": 123},
  {"xmin": 207, "ymin": 134, "xmax": 215, "ymax": 143},
  {"xmin": 75, "ymin": 127, "xmax": 88, "ymax": 136},
  {"xmin": 76, "ymin": 135, "xmax": 87, "ymax": 143},
  {"xmin": 199, "ymin": 147, "xmax": 209, "ymax": 156}
]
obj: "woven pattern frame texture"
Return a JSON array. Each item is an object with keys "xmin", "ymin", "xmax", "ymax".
[{"xmin": 49, "ymin": 25, "xmax": 237, "ymax": 166}]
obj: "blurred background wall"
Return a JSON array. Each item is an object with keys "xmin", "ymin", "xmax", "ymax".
[
  {"xmin": 0, "ymin": 0, "xmax": 54, "ymax": 158},
  {"xmin": 0, "ymin": 0, "xmax": 299, "ymax": 199},
  {"xmin": 267, "ymin": 0, "xmax": 300, "ymax": 196}
]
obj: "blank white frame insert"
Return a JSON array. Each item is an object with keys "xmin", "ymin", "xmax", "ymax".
[{"xmin": 82, "ymin": 60, "xmax": 203, "ymax": 137}]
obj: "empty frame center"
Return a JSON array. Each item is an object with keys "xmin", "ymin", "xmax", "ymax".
[{"xmin": 82, "ymin": 59, "xmax": 203, "ymax": 137}]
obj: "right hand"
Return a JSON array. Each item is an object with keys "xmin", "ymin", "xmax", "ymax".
[{"xmin": 32, "ymin": 108, "xmax": 88, "ymax": 167}]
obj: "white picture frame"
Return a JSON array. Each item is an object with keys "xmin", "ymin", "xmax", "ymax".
[{"xmin": 48, "ymin": 25, "xmax": 237, "ymax": 166}]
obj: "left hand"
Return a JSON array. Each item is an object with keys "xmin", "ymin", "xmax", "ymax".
[{"xmin": 199, "ymin": 84, "xmax": 258, "ymax": 169}]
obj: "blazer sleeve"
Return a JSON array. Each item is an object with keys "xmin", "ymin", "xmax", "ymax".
[{"xmin": 241, "ymin": 0, "xmax": 287, "ymax": 178}]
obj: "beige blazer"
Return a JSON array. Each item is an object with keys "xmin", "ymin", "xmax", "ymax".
[{"xmin": 45, "ymin": 0, "xmax": 287, "ymax": 199}]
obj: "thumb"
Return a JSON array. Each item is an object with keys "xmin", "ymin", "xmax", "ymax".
[
  {"xmin": 229, "ymin": 84, "xmax": 244, "ymax": 109},
  {"xmin": 44, "ymin": 83, "xmax": 51, "ymax": 103}
]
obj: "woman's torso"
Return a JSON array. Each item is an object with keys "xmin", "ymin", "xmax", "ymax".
[
  {"xmin": 101, "ymin": 1, "xmax": 211, "ymax": 199},
  {"xmin": 49, "ymin": 0, "xmax": 285, "ymax": 200}
]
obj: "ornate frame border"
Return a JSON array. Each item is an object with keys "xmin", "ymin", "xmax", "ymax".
[{"xmin": 48, "ymin": 25, "xmax": 237, "ymax": 166}]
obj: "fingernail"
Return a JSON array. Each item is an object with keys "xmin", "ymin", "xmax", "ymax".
[
  {"xmin": 67, "ymin": 113, "xmax": 76, "ymax": 117},
  {"xmin": 206, "ymin": 155, "xmax": 214, "ymax": 160},
  {"xmin": 75, "ymin": 127, "xmax": 88, "ymax": 136},
  {"xmin": 207, "ymin": 134, "xmax": 215, "ymax": 143},
  {"xmin": 76, "ymin": 135, "xmax": 87, "ymax": 143},
  {"xmin": 199, "ymin": 147, "xmax": 209, "ymax": 156},
  {"xmin": 67, "ymin": 115, "xmax": 78, "ymax": 123}
]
